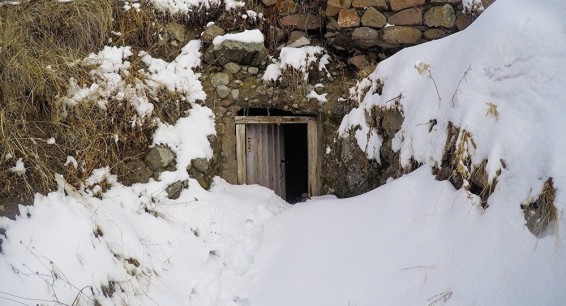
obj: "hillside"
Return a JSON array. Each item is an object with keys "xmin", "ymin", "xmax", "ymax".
[{"xmin": 0, "ymin": 0, "xmax": 565, "ymax": 305}]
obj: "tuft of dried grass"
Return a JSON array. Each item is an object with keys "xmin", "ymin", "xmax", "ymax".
[
  {"xmin": 522, "ymin": 178, "xmax": 558, "ymax": 236},
  {"xmin": 434, "ymin": 122, "xmax": 500, "ymax": 208}
]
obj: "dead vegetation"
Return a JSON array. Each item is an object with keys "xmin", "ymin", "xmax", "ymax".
[
  {"xmin": 433, "ymin": 122, "xmax": 498, "ymax": 208},
  {"xmin": 0, "ymin": 0, "xmax": 187, "ymax": 214},
  {"xmin": 521, "ymin": 178, "xmax": 558, "ymax": 236}
]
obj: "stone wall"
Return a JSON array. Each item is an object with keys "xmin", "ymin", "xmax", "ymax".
[
  {"xmin": 123, "ymin": 0, "xmax": 492, "ymax": 199},
  {"xmin": 194, "ymin": 0, "xmax": 494, "ymax": 198},
  {"xmin": 325, "ymin": 0, "xmax": 474, "ymax": 52}
]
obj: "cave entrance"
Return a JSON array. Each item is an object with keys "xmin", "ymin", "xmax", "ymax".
[{"xmin": 235, "ymin": 113, "xmax": 320, "ymax": 203}]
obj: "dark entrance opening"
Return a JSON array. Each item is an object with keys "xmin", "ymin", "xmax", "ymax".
[
  {"xmin": 283, "ymin": 124, "xmax": 309, "ymax": 204},
  {"xmin": 235, "ymin": 109, "xmax": 320, "ymax": 202}
]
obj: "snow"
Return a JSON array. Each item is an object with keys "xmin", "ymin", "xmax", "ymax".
[
  {"xmin": 340, "ymin": 0, "xmax": 566, "ymax": 204},
  {"xmin": 141, "ymin": 40, "xmax": 206, "ymax": 103},
  {"xmin": 2, "ymin": 0, "xmax": 566, "ymax": 305},
  {"xmin": 212, "ymin": 29, "xmax": 264, "ymax": 46},
  {"xmin": 64, "ymin": 156, "xmax": 78, "ymax": 168},
  {"xmin": 263, "ymin": 46, "xmax": 330, "ymax": 83},
  {"xmin": 148, "ymin": 0, "xmax": 244, "ymax": 14},
  {"xmin": 9, "ymin": 158, "xmax": 25, "ymax": 176},
  {"xmin": 240, "ymin": 168, "xmax": 566, "ymax": 306},
  {"xmin": 60, "ymin": 40, "xmax": 205, "ymax": 125},
  {"xmin": 306, "ymin": 90, "xmax": 327, "ymax": 104}
]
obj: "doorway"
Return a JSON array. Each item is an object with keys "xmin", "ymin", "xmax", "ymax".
[{"xmin": 235, "ymin": 115, "xmax": 320, "ymax": 202}]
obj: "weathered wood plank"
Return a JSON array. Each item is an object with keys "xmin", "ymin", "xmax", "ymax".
[
  {"xmin": 258, "ymin": 124, "xmax": 273, "ymax": 189},
  {"xmin": 307, "ymin": 121, "xmax": 320, "ymax": 197},
  {"xmin": 236, "ymin": 124, "xmax": 246, "ymax": 184},
  {"xmin": 246, "ymin": 125, "xmax": 257, "ymax": 184}
]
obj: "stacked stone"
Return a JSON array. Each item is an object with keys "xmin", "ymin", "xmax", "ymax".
[{"xmin": 324, "ymin": 0, "xmax": 474, "ymax": 51}]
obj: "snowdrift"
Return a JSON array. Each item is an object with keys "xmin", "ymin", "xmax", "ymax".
[{"xmin": 1, "ymin": 0, "xmax": 565, "ymax": 305}]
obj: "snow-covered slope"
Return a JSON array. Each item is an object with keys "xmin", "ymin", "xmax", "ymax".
[
  {"xmin": 1, "ymin": 0, "xmax": 565, "ymax": 305},
  {"xmin": 340, "ymin": 0, "xmax": 566, "ymax": 213},
  {"xmin": 240, "ymin": 168, "xmax": 565, "ymax": 305}
]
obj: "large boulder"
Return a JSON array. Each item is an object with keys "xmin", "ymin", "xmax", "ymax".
[{"xmin": 204, "ymin": 40, "xmax": 268, "ymax": 67}]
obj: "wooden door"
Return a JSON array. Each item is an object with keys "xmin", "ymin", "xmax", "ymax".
[
  {"xmin": 239, "ymin": 124, "xmax": 286, "ymax": 199},
  {"xmin": 236, "ymin": 116, "xmax": 320, "ymax": 199}
]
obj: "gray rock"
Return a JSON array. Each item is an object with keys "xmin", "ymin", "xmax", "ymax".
[
  {"xmin": 216, "ymin": 85, "xmax": 231, "ymax": 98},
  {"xmin": 352, "ymin": 27, "xmax": 379, "ymax": 49},
  {"xmin": 166, "ymin": 23, "xmax": 187, "ymax": 44},
  {"xmin": 124, "ymin": 159, "xmax": 153, "ymax": 184},
  {"xmin": 223, "ymin": 62, "xmax": 241, "ymax": 74},
  {"xmin": 287, "ymin": 36, "xmax": 310, "ymax": 48},
  {"xmin": 210, "ymin": 73, "xmax": 230, "ymax": 88},
  {"xmin": 204, "ymin": 41, "xmax": 268, "ymax": 67},
  {"xmin": 202, "ymin": 24, "xmax": 225, "ymax": 44},
  {"xmin": 145, "ymin": 146, "xmax": 176, "ymax": 172},
  {"xmin": 192, "ymin": 158, "xmax": 210, "ymax": 173},
  {"xmin": 248, "ymin": 67, "xmax": 259, "ymax": 74},
  {"xmin": 231, "ymin": 89, "xmax": 240, "ymax": 100},
  {"xmin": 166, "ymin": 180, "xmax": 187, "ymax": 199}
]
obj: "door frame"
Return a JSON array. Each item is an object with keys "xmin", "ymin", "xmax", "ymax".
[{"xmin": 235, "ymin": 116, "xmax": 321, "ymax": 197}]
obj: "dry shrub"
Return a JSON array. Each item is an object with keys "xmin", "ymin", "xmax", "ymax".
[
  {"xmin": 522, "ymin": 178, "xmax": 558, "ymax": 236},
  {"xmin": 433, "ymin": 122, "xmax": 498, "ymax": 208}
]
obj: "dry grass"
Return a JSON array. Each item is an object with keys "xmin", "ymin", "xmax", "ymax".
[
  {"xmin": 0, "ymin": 0, "xmax": 113, "ymax": 204},
  {"xmin": 0, "ymin": 0, "xmax": 185, "ymax": 211},
  {"xmin": 0, "ymin": 0, "xmax": 112, "ymax": 106},
  {"xmin": 522, "ymin": 178, "xmax": 558, "ymax": 236},
  {"xmin": 485, "ymin": 102, "xmax": 499, "ymax": 119},
  {"xmin": 434, "ymin": 122, "xmax": 499, "ymax": 208}
]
